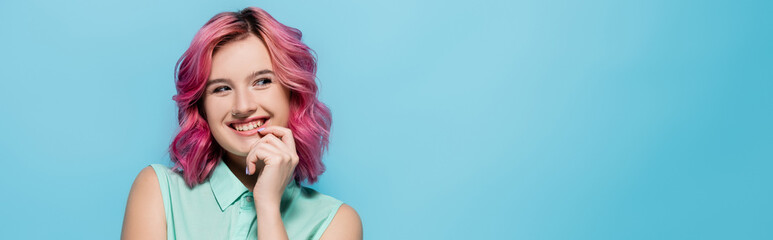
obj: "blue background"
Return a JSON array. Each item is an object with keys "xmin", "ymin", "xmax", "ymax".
[{"xmin": 1, "ymin": 0, "xmax": 771, "ymax": 239}]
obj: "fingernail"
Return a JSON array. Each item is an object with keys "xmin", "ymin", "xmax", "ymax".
[
  {"xmin": 257, "ymin": 127, "xmax": 265, "ymax": 131},
  {"xmin": 245, "ymin": 166, "xmax": 250, "ymax": 175}
]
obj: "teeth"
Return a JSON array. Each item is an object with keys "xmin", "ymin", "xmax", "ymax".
[{"xmin": 234, "ymin": 119, "xmax": 264, "ymax": 132}]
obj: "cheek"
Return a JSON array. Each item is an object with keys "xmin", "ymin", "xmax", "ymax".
[
  {"xmin": 267, "ymin": 94, "xmax": 292, "ymax": 126},
  {"xmin": 203, "ymin": 97, "xmax": 223, "ymax": 114},
  {"xmin": 273, "ymin": 87, "xmax": 293, "ymax": 116},
  {"xmin": 202, "ymin": 99, "xmax": 227, "ymax": 128}
]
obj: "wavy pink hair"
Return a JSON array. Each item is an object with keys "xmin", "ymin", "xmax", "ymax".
[{"xmin": 170, "ymin": 7, "xmax": 332, "ymax": 187}]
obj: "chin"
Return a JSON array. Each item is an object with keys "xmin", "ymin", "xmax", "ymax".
[
  {"xmin": 240, "ymin": 137, "xmax": 261, "ymax": 155},
  {"xmin": 214, "ymin": 135, "xmax": 256, "ymax": 158}
]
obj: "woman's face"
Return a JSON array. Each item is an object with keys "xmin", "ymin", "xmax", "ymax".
[{"xmin": 202, "ymin": 34, "xmax": 291, "ymax": 157}]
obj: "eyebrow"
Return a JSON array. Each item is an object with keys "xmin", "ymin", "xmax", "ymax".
[{"xmin": 206, "ymin": 69, "xmax": 274, "ymax": 87}]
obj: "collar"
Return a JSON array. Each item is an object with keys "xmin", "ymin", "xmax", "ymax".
[{"xmin": 209, "ymin": 158, "xmax": 300, "ymax": 212}]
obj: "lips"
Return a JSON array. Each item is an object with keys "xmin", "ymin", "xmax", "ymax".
[
  {"xmin": 227, "ymin": 116, "xmax": 269, "ymax": 136},
  {"xmin": 232, "ymin": 119, "xmax": 264, "ymax": 131}
]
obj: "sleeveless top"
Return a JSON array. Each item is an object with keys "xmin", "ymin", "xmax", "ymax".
[{"xmin": 150, "ymin": 159, "xmax": 344, "ymax": 240}]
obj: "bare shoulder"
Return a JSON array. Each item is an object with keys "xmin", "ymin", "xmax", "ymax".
[
  {"xmin": 121, "ymin": 166, "xmax": 166, "ymax": 240},
  {"xmin": 320, "ymin": 203, "xmax": 363, "ymax": 240}
]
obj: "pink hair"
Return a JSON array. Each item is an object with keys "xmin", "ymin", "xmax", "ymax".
[{"xmin": 170, "ymin": 7, "xmax": 332, "ymax": 187}]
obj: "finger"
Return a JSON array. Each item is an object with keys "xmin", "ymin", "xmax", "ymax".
[
  {"xmin": 260, "ymin": 132, "xmax": 298, "ymax": 166},
  {"xmin": 257, "ymin": 143, "xmax": 283, "ymax": 166},
  {"xmin": 245, "ymin": 140, "xmax": 283, "ymax": 175},
  {"xmin": 248, "ymin": 144, "xmax": 283, "ymax": 176},
  {"xmin": 262, "ymin": 133, "xmax": 291, "ymax": 155},
  {"xmin": 248, "ymin": 132, "xmax": 264, "ymax": 149},
  {"xmin": 258, "ymin": 126, "xmax": 296, "ymax": 151},
  {"xmin": 254, "ymin": 144, "xmax": 291, "ymax": 183},
  {"xmin": 245, "ymin": 144, "xmax": 260, "ymax": 176},
  {"xmin": 262, "ymin": 133, "xmax": 299, "ymax": 167},
  {"xmin": 246, "ymin": 133, "xmax": 280, "ymax": 172}
]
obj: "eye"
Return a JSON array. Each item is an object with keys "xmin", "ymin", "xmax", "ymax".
[
  {"xmin": 212, "ymin": 86, "xmax": 231, "ymax": 93},
  {"xmin": 253, "ymin": 78, "xmax": 272, "ymax": 87}
]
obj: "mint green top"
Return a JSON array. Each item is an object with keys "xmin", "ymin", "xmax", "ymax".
[{"xmin": 150, "ymin": 159, "xmax": 344, "ymax": 240}]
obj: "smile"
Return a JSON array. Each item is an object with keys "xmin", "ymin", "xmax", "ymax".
[{"xmin": 228, "ymin": 118, "xmax": 269, "ymax": 136}]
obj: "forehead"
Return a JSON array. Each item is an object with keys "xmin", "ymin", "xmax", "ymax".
[{"xmin": 209, "ymin": 34, "xmax": 272, "ymax": 80}]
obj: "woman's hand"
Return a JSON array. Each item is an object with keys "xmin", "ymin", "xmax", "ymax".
[{"xmin": 245, "ymin": 126, "xmax": 299, "ymax": 208}]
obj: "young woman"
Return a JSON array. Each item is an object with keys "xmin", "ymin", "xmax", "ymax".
[{"xmin": 122, "ymin": 7, "xmax": 362, "ymax": 240}]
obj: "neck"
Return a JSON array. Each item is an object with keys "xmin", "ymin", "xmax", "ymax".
[{"xmin": 222, "ymin": 151, "xmax": 265, "ymax": 191}]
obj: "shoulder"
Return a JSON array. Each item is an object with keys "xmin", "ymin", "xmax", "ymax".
[
  {"xmin": 135, "ymin": 165, "xmax": 162, "ymax": 188},
  {"xmin": 320, "ymin": 203, "xmax": 363, "ymax": 240},
  {"xmin": 121, "ymin": 166, "xmax": 166, "ymax": 240},
  {"xmin": 127, "ymin": 166, "xmax": 164, "ymax": 205},
  {"xmin": 288, "ymin": 186, "xmax": 361, "ymax": 239}
]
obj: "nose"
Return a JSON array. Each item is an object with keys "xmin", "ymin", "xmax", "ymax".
[{"xmin": 231, "ymin": 89, "xmax": 257, "ymax": 118}]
